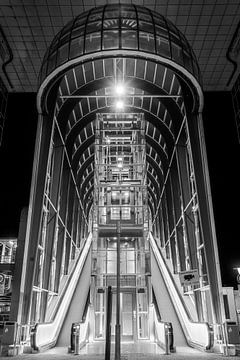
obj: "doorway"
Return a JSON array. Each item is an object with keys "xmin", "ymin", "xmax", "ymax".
[{"xmin": 111, "ymin": 290, "xmax": 136, "ymax": 341}]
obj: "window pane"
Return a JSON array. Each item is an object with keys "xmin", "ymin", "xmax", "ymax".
[
  {"xmin": 156, "ymin": 36, "xmax": 170, "ymax": 58},
  {"xmin": 139, "ymin": 20, "xmax": 153, "ymax": 33},
  {"xmin": 56, "ymin": 43, "xmax": 69, "ymax": 66},
  {"xmin": 86, "ymin": 21, "xmax": 101, "ymax": 34},
  {"xmin": 121, "ymin": 30, "xmax": 137, "ymax": 49},
  {"xmin": 69, "ymin": 37, "xmax": 84, "ymax": 59},
  {"xmin": 103, "ymin": 30, "xmax": 119, "ymax": 50},
  {"xmin": 139, "ymin": 32, "xmax": 155, "ymax": 52},
  {"xmin": 85, "ymin": 33, "xmax": 101, "ymax": 53}
]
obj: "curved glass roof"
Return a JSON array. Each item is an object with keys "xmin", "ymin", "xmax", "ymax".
[{"xmin": 39, "ymin": 4, "xmax": 200, "ymax": 85}]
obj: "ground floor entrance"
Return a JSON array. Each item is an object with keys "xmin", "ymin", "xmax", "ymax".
[{"xmin": 94, "ymin": 287, "xmax": 149, "ymax": 341}]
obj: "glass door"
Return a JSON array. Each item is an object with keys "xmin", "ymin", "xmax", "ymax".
[{"xmin": 111, "ymin": 291, "xmax": 136, "ymax": 341}]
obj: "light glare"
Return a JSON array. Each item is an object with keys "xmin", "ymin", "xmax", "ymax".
[
  {"xmin": 115, "ymin": 100, "xmax": 124, "ymax": 110},
  {"xmin": 115, "ymin": 83, "xmax": 125, "ymax": 96}
]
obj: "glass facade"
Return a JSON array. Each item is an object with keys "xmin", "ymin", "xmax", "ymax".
[{"xmin": 39, "ymin": 4, "xmax": 200, "ymax": 85}]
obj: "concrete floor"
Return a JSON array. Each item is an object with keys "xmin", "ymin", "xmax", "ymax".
[{"xmin": 0, "ymin": 342, "xmax": 239, "ymax": 359}]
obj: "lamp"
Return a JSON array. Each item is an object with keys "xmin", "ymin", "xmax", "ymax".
[
  {"xmin": 115, "ymin": 83, "xmax": 125, "ymax": 96},
  {"xmin": 115, "ymin": 100, "xmax": 124, "ymax": 110}
]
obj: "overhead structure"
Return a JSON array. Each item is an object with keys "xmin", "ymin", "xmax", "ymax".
[{"xmin": 8, "ymin": 4, "xmax": 227, "ymax": 355}]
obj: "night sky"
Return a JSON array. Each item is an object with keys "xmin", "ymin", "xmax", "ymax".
[{"xmin": 0, "ymin": 91, "xmax": 239, "ymax": 287}]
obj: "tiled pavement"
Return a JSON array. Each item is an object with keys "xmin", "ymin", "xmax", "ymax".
[{"xmin": 0, "ymin": 343, "xmax": 239, "ymax": 359}]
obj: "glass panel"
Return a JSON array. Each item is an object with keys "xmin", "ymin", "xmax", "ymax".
[
  {"xmin": 122, "ymin": 293, "xmax": 133, "ymax": 335},
  {"xmin": 156, "ymin": 36, "xmax": 171, "ymax": 58},
  {"xmin": 56, "ymin": 43, "xmax": 69, "ymax": 66},
  {"xmin": 95, "ymin": 313, "xmax": 105, "ymax": 338},
  {"xmin": 111, "ymin": 207, "xmax": 120, "ymax": 220},
  {"xmin": 95, "ymin": 292, "xmax": 104, "ymax": 311},
  {"xmin": 155, "ymin": 25, "xmax": 168, "ymax": 39},
  {"xmin": 86, "ymin": 21, "xmax": 101, "ymax": 34},
  {"xmin": 58, "ymin": 32, "xmax": 70, "ymax": 47},
  {"xmin": 138, "ymin": 313, "xmax": 148, "ymax": 338},
  {"xmin": 139, "ymin": 32, "xmax": 155, "ymax": 52},
  {"xmin": 122, "ymin": 313, "xmax": 133, "ymax": 335},
  {"xmin": 97, "ymin": 251, "xmax": 105, "ymax": 273},
  {"xmin": 138, "ymin": 12, "xmax": 152, "ymax": 22},
  {"xmin": 153, "ymin": 14, "xmax": 166, "ymax": 28},
  {"xmin": 85, "ymin": 33, "xmax": 101, "ymax": 53},
  {"xmin": 127, "ymin": 251, "xmax": 135, "ymax": 261},
  {"xmin": 139, "ymin": 20, "xmax": 153, "ymax": 33},
  {"xmin": 89, "ymin": 11, "xmax": 103, "ymax": 22},
  {"xmin": 74, "ymin": 16, "xmax": 87, "ymax": 27},
  {"xmin": 137, "ymin": 291, "xmax": 147, "ymax": 311},
  {"xmin": 47, "ymin": 51, "xmax": 57, "ymax": 74},
  {"xmin": 121, "ymin": 8, "xmax": 136, "ymax": 19},
  {"xmin": 103, "ymin": 30, "xmax": 119, "ymax": 50},
  {"xmin": 71, "ymin": 26, "xmax": 85, "ymax": 39},
  {"xmin": 120, "ymin": 258, "xmax": 126, "ymax": 274},
  {"xmin": 121, "ymin": 207, "xmax": 131, "ymax": 220},
  {"xmin": 104, "ymin": 8, "xmax": 119, "ymax": 19},
  {"xmin": 171, "ymin": 42, "xmax": 184, "ymax": 64},
  {"xmin": 40, "ymin": 61, "xmax": 47, "ymax": 82},
  {"xmin": 69, "ymin": 37, "xmax": 84, "ymax": 59},
  {"xmin": 127, "ymin": 260, "xmax": 135, "ymax": 274},
  {"xmin": 107, "ymin": 250, "xmax": 116, "ymax": 273},
  {"xmin": 182, "ymin": 50, "xmax": 193, "ymax": 72},
  {"xmin": 121, "ymin": 30, "xmax": 137, "ymax": 49},
  {"xmin": 107, "ymin": 261, "xmax": 116, "ymax": 274}
]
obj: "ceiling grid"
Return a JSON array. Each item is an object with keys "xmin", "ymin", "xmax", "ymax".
[{"xmin": 0, "ymin": 0, "xmax": 239, "ymax": 91}]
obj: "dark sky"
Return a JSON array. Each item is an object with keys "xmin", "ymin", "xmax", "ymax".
[{"xmin": 0, "ymin": 91, "xmax": 239, "ymax": 287}]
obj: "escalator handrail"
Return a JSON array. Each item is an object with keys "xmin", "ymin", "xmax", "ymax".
[
  {"xmin": 149, "ymin": 232, "xmax": 213, "ymax": 351},
  {"xmin": 152, "ymin": 301, "xmax": 175, "ymax": 354},
  {"xmin": 70, "ymin": 304, "xmax": 90, "ymax": 353},
  {"xmin": 31, "ymin": 233, "xmax": 92, "ymax": 351}
]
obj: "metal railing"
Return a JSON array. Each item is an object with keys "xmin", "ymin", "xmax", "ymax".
[
  {"xmin": 0, "ymin": 255, "xmax": 15, "ymax": 263},
  {"xmin": 151, "ymin": 290, "xmax": 175, "ymax": 354}
]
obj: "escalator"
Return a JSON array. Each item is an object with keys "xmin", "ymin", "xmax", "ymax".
[
  {"xmin": 150, "ymin": 232, "xmax": 213, "ymax": 352},
  {"xmin": 56, "ymin": 255, "xmax": 91, "ymax": 347},
  {"xmin": 31, "ymin": 233, "xmax": 92, "ymax": 351},
  {"xmin": 151, "ymin": 248, "xmax": 187, "ymax": 348}
]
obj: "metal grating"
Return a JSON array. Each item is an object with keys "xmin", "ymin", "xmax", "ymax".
[{"xmin": 0, "ymin": 0, "xmax": 239, "ymax": 92}]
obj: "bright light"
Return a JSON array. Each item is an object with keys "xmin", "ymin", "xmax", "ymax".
[
  {"xmin": 115, "ymin": 100, "xmax": 124, "ymax": 110},
  {"xmin": 112, "ymin": 191, "xmax": 117, "ymax": 198},
  {"xmin": 117, "ymin": 157, "xmax": 123, "ymax": 161},
  {"xmin": 117, "ymin": 162, "xmax": 123, "ymax": 168},
  {"xmin": 115, "ymin": 83, "xmax": 125, "ymax": 96},
  {"xmin": 234, "ymin": 267, "xmax": 240, "ymax": 275}
]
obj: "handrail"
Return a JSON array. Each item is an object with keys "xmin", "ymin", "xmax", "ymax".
[
  {"xmin": 31, "ymin": 233, "xmax": 92, "ymax": 351},
  {"xmin": 149, "ymin": 232, "xmax": 213, "ymax": 351},
  {"xmin": 152, "ymin": 287, "xmax": 161, "ymax": 322},
  {"xmin": 69, "ymin": 305, "xmax": 90, "ymax": 353},
  {"xmin": 152, "ymin": 301, "xmax": 175, "ymax": 354}
]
